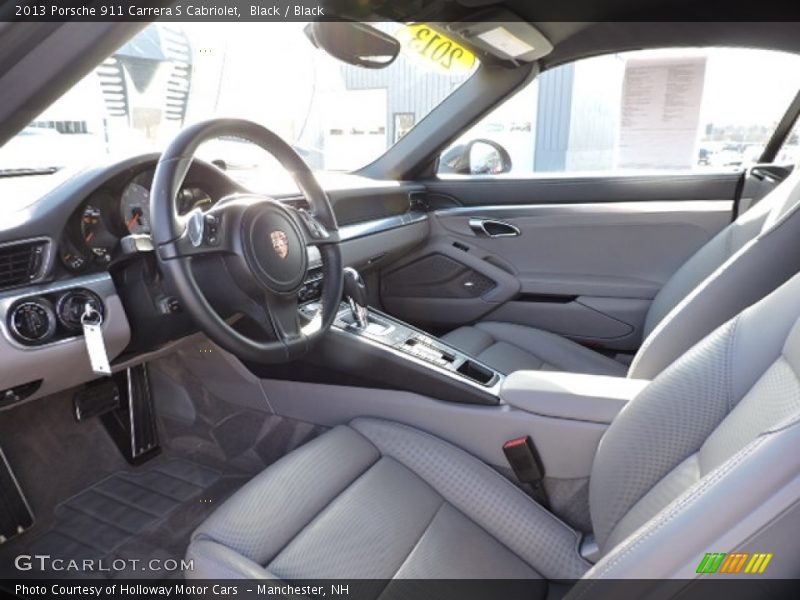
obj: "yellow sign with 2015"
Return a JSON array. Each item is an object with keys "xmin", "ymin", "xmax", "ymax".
[{"xmin": 397, "ymin": 24, "xmax": 477, "ymax": 74}]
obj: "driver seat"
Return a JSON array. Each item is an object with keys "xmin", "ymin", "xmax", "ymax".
[{"xmin": 185, "ymin": 271, "xmax": 800, "ymax": 584}]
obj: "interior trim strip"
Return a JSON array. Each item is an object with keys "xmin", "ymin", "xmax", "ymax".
[
  {"xmin": 338, "ymin": 212, "xmax": 428, "ymax": 242},
  {"xmin": 435, "ymin": 200, "xmax": 733, "ymax": 219}
]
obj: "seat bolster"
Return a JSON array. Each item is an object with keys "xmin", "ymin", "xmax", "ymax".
[
  {"xmin": 350, "ymin": 418, "xmax": 590, "ymax": 581},
  {"xmin": 186, "ymin": 539, "xmax": 271, "ymax": 579},
  {"xmin": 190, "ymin": 425, "xmax": 380, "ymax": 566}
]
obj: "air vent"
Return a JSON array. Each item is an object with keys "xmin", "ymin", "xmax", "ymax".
[{"xmin": 0, "ymin": 241, "xmax": 48, "ymax": 290}]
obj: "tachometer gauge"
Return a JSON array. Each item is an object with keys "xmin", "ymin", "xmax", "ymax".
[
  {"xmin": 81, "ymin": 203, "xmax": 117, "ymax": 262},
  {"xmin": 120, "ymin": 182, "xmax": 152, "ymax": 234}
]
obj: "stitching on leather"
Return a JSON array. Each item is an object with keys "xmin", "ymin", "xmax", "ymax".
[
  {"xmin": 188, "ymin": 539, "xmax": 268, "ymax": 578},
  {"xmin": 353, "ymin": 417, "xmax": 578, "ymax": 535},
  {"xmin": 478, "ymin": 323, "xmax": 623, "ymax": 374},
  {"xmin": 351, "ymin": 418, "xmax": 592, "ymax": 576},
  {"xmin": 630, "ymin": 244, "xmax": 746, "ymax": 379},
  {"xmin": 196, "ymin": 427, "xmax": 381, "ymax": 565},
  {"xmin": 379, "ymin": 501, "xmax": 446, "ymax": 586},
  {"xmin": 573, "ymin": 438, "xmax": 764, "ymax": 598},
  {"xmin": 267, "ymin": 456, "xmax": 382, "ymax": 572},
  {"xmin": 601, "ymin": 320, "xmax": 738, "ymax": 546},
  {"xmin": 757, "ymin": 182, "xmax": 800, "ymax": 234},
  {"xmin": 726, "ymin": 315, "xmax": 741, "ymax": 413},
  {"xmin": 487, "ymin": 341, "xmax": 547, "ymax": 370},
  {"xmin": 459, "ymin": 325, "xmax": 496, "ymax": 354}
]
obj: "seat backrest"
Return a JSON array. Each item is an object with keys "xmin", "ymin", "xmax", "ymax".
[
  {"xmin": 586, "ymin": 271, "xmax": 800, "ymax": 579},
  {"xmin": 628, "ymin": 168, "xmax": 800, "ymax": 379}
]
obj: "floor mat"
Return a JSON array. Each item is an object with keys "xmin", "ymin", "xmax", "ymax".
[
  {"xmin": 25, "ymin": 459, "xmax": 218, "ymax": 561},
  {"xmin": 0, "ymin": 458, "xmax": 229, "ymax": 578},
  {"xmin": 0, "ymin": 351, "xmax": 326, "ymax": 579}
]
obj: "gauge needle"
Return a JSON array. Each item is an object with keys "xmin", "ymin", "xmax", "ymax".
[
  {"xmin": 127, "ymin": 213, "xmax": 140, "ymax": 231},
  {"xmin": 85, "ymin": 232, "xmax": 95, "ymax": 243}
]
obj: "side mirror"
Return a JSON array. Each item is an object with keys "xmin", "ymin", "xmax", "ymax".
[
  {"xmin": 304, "ymin": 21, "xmax": 400, "ymax": 69},
  {"xmin": 439, "ymin": 139, "xmax": 512, "ymax": 175}
]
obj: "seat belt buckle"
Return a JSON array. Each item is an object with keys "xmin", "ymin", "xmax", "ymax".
[{"xmin": 503, "ymin": 436, "xmax": 549, "ymax": 506}]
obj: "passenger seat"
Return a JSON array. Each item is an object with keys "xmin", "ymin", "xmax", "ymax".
[{"xmin": 443, "ymin": 168, "xmax": 800, "ymax": 379}]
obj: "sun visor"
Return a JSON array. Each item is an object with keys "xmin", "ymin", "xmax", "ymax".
[{"xmin": 446, "ymin": 12, "xmax": 553, "ymax": 63}]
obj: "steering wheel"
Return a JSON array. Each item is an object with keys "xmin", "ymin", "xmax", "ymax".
[{"xmin": 151, "ymin": 119, "xmax": 343, "ymax": 363}]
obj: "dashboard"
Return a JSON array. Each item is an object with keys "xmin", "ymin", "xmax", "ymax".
[{"xmin": 0, "ymin": 152, "xmax": 429, "ymax": 406}]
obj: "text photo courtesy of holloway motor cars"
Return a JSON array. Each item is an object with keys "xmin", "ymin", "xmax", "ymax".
[{"xmin": 1, "ymin": 1, "xmax": 800, "ymax": 599}]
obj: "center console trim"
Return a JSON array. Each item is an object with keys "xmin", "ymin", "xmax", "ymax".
[{"xmin": 330, "ymin": 305, "xmax": 505, "ymax": 398}]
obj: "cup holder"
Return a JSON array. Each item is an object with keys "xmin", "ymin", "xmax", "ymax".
[{"xmin": 456, "ymin": 360, "xmax": 497, "ymax": 385}]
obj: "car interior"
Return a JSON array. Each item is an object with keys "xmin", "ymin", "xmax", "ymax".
[{"xmin": 1, "ymin": 2, "xmax": 800, "ymax": 596}]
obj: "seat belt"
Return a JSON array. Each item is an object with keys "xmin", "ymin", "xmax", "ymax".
[{"xmin": 503, "ymin": 436, "xmax": 549, "ymax": 507}]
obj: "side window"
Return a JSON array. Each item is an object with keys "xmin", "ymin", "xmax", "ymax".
[
  {"xmin": 439, "ymin": 48, "xmax": 800, "ymax": 176},
  {"xmin": 776, "ymin": 117, "xmax": 800, "ymax": 165}
]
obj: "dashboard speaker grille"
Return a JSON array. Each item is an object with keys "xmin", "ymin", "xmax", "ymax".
[{"xmin": 0, "ymin": 241, "xmax": 47, "ymax": 291}]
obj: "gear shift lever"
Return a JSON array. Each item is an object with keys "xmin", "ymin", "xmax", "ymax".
[{"xmin": 343, "ymin": 267, "xmax": 369, "ymax": 329}]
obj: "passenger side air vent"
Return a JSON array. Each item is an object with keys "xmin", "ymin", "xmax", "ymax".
[{"xmin": 0, "ymin": 241, "xmax": 48, "ymax": 291}]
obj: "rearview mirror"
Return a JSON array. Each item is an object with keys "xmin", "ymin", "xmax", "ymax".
[
  {"xmin": 304, "ymin": 21, "xmax": 400, "ymax": 69},
  {"xmin": 439, "ymin": 139, "xmax": 512, "ymax": 175}
]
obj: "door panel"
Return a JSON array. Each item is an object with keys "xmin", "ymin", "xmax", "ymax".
[
  {"xmin": 381, "ymin": 175, "xmax": 736, "ymax": 351},
  {"xmin": 435, "ymin": 200, "xmax": 731, "ymax": 297},
  {"xmin": 381, "ymin": 239, "xmax": 520, "ymax": 327}
]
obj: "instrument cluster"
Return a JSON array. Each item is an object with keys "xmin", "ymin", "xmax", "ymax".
[{"xmin": 58, "ymin": 169, "xmax": 213, "ymax": 273}]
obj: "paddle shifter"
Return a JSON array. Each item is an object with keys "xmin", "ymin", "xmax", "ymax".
[{"xmin": 343, "ymin": 267, "xmax": 369, "ymax": 329}]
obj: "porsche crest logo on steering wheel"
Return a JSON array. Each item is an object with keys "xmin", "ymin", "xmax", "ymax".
[{"xmin": 270, "ymin": 230, "xmax": 289, "ymax": 259}]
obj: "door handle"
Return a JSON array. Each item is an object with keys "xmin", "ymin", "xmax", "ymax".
[{"xmin": 468, "ymin": 218, "xmax": 521, "ymax": 238}]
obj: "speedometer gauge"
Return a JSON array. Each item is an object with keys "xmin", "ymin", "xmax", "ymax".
[{"xmin": 120, "ymin": 182, "xmax": 152, "ymax": 234}]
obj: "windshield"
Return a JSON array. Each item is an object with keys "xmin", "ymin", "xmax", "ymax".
[{"xmin": 0, "ymin": 22, "xmax": 477, "ymax": 179}]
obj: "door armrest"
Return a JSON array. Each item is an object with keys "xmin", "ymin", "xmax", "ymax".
[{"xmin": 500, "ymin": 371, "xmax": 649, "ymax": 424}]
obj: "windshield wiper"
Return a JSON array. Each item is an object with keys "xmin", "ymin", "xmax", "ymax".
[{"xmin": 0, "ymin": 167, "xmax": 61, "ymax": 178}]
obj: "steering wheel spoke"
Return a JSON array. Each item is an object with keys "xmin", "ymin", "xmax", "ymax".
[
  {"xmin": 263, "ymin": 291, "xmax": 302, "ymax": 343},
  {"xmin": 293, "ymin": 207, "xmax": 340, "ymax": 246},
  {"xmin": 159, "ymin": 207, "xmax": 237, "ymax": 260}
]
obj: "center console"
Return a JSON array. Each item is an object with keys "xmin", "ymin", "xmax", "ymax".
[
  {"xmin": 296, "ymin": 263, "xmax": 503, "ymax": 405},
  {"xmin": 335, "ymin": 307, "xmax": 501, "ymax": 388}
]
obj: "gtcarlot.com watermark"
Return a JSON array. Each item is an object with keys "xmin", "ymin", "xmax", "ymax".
[{"xmin": 14, "ymin": 554, "xmax": 193, "ymax": 573}]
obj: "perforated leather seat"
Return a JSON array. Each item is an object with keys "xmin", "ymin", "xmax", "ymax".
[
  {"xmin": 443, "ymin": 169, "xmax": 800, "ymax": 379},
  {"xmin": 187, "ymin": 271, "xmax": 800, "ymax": 583}
]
